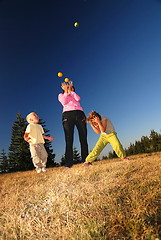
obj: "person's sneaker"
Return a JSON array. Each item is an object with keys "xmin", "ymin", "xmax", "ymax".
[
  {"xmin": 36, "ymin": 168, "xmax": 41, "ymax": 173},
  {"xmin": 42, "ymin": 167, "xmax": 46, "ymax": 172},
  {"xmin": 82, "ymin": 162, "xmax": 92, "ymax": 167}
]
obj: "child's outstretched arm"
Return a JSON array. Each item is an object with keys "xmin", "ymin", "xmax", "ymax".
[{"xmin": 43, "ymin": 135, "xmax": 54, "ymax": 141}]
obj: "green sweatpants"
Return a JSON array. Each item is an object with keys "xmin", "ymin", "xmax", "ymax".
[{"xmin": 86, "ymin": 132, "xmax": 126, "ymax": 163}]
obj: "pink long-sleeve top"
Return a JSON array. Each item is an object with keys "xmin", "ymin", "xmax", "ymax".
[{"xmin": 58, "ymin": 91, "xmax": 83, "ymax": 112}]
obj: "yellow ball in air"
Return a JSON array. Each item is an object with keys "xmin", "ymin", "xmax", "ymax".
[
  {"xmin": 74, "ymin": 22, "xmax": 79, "ymax": 27},
  {"xmin": 64, "ymin": 78, "xmax": 69, "ymax": 82},
  {"xmin": 58, "ymin": 72, "xmax": 63, "ymax": 77}
]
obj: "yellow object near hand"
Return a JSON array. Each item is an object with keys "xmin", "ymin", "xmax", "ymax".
[{"xmin": 58, "ymin": 72, "xmax": 63, "ymax": 77}]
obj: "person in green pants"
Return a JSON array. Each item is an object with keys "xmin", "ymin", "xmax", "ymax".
[{"xmin": 82, "ymin": 111, "xmax": 129, "ymax": 166}]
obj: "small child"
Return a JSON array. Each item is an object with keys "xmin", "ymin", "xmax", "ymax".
[
  {"xmin": 24, "ymin": 112, "xmax": 54, "ymax": 173},
  {"xmin": 82, "ymin": 111, "xmax": 128, "ymax": 166}
]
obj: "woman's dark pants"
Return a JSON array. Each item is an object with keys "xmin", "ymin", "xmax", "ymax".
[{"xmin": 62, "ymin": 110, "xmax": 88, "ymax": 167}]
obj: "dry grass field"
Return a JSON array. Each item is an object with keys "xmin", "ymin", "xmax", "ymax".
[{"xmin": 0, "ymin": 152, "xmax": 161, "ymax": 240}]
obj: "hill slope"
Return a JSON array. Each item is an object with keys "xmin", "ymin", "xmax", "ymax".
[{"xmin": 0, "ymin": 153, "xmax": 161, "ymax": 240}]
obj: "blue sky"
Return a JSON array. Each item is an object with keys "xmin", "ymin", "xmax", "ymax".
[{"xmin": 1, "ymin": 0, "xmax": 161, "ymax": 163}]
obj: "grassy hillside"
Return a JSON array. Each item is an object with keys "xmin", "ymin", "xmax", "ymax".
[{"xmin": 0, "ymin": 153, "xmax": 161, "ymax": 240}]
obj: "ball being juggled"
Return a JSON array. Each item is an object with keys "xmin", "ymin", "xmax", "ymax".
[
  {"xmin": 58, "ymin": 72, "xmax": 63, "ymax": 77},
  {"xmin": 64, "ymin": 78, "xmax": 69, "ymax": 83},
  {"xmin": 74, "ymin": 22, "xmax": 79, "ymax": 28}
]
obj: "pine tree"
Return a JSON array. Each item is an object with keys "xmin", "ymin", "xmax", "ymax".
[
  {"xmin": 108, "ymin": 150, "xmax": 117, "ymax": 159},
  {"xmin": 60, "ymin": 147, "xmax": 81, "ymax": 166},
  {"xmin": 149, "ymin": 130, "xmax": 161, "ymax": 152},
  {"xmin": 0, "ymin": 149, "xmax": 9, "ymax": 173},
  {"xmin": 8, "ymin": 113, "xmax": 32, "ymax": 172},
  {"xmin": 102, "ymin": 155, "xmax": 108, "ymax": 160},
  {"xmin": 135, "ymin": 140, "xmax": 144, "ymax": 154},
  {"xmin": 125, "ymin": 143, "xmax": 135, "ymax": 156},
  {"xmin": 73, "ymin": 147, "xmax": 81, "ymax": 164},
  {"xmin": 60, "ymin": 155, "xmax": 65, "ymax": 166},
  {"xmin": 140, "ymin": 136, "xmax": 151, "ymax": 153}
]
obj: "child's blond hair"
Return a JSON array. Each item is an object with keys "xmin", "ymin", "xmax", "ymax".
[{"xmin": 26, "ymin": 112, "xmax": 38, "ymax": 123}]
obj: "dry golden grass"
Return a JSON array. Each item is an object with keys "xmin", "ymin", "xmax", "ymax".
[{"xmin": 0, "ymin": 152, "xmax": 161, "ymax": 240}]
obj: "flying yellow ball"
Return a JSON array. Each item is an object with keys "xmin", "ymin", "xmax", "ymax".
[
  {"xmin": 74, "ymin": 22, "xmax": 79, "ymax": 28},
  {"xmin": 58, "ymin": 72, "xmax": 63, "ymax": 77},
  {"xmin": 64, "ymin": 78, "xmax": 69, "ymax": 83}
]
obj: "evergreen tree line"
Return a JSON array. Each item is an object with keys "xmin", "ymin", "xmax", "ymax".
[
  {"xmin": 108, "ymin": 129, "xmax": 161, "ymax": 159},
  {"xmin": 0, "ymin": 113, "xmax": 83, "ymax": 173}
]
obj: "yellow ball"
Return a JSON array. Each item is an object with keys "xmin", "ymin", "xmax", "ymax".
[
  {"xmin": 64, "ymin": 78, "xmax": 69, "ymax": 82},
  {"xmin": 74, "ymin": 22, "xmax": 79, "ymax": 27},
  {"xmin": 58, "ymin": 72, "xmax": 63, "ymax": 77}
]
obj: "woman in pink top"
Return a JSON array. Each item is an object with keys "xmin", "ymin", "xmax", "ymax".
[{"xmin": 58, "ymin": 81, "xmax": 88, "ymax": 168}]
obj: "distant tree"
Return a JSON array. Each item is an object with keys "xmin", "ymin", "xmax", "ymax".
[
  {"xmin": 60, "ymin": 147, "xmax": 82, "ymax": 166},
  {"xmin": 125, "ymin": 143, "xmax": 135, "ymax": 156},
  {"xmin": 108, "ymin": 150, "xmax": 117, "ymax": 159},
  {"xmin": 8, "ymin": 113, "xmax": 32, "ymax": 172},
  {"xmin": 125, "ymin": 129, "xmax": 161, "ymax": 156},
  {"xmin": 0, "ymin": 149, "xmax": 9, "ymax": 173},
  {"xmin": 102, "ymin": 155, "xmax": 108, "ymax": 160},
  {"xmin": 140, "ymin": 136, "xmax": 151, "ymax": 153},
  {"xmin": 149, "ymin": 130, "xmax": 161, "ymax": 152},
  {"xmin": 73, "ymin": 147, "xmax": 81, "ymax": 164},
  {"xmin": 135, "ymin": 140, "xmax": 144, "ymax": 154},
  {"xmin": 60, "ymin": 155, "xmax": 66, "ymax": 166}
]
